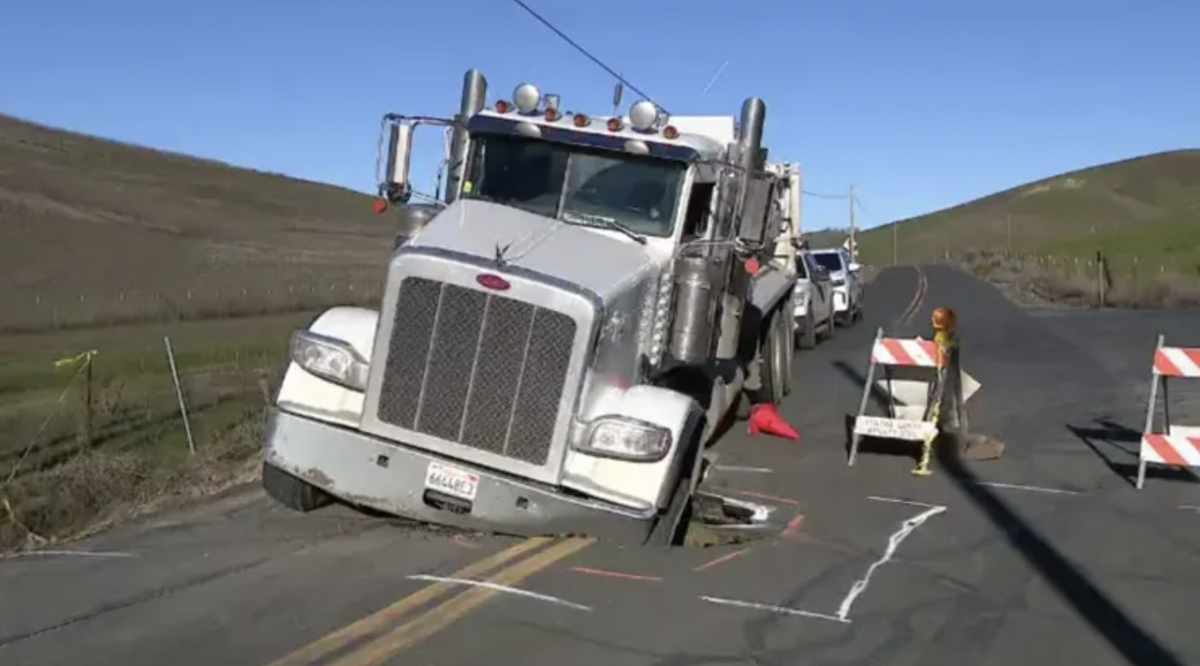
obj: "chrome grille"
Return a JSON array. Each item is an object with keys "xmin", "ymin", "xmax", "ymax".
[{"xmin": 377, "ymin": 276, "xmax": 577, "ymax": 466}]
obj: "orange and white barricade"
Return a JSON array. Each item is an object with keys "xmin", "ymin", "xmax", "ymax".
[
  {"xmin": 848, "ymin": 327, "xmax": 980, "ymax": 471},
  {"xmin": 1137, "ymin": 335, "xmax": 1200, "ymax": 489}
]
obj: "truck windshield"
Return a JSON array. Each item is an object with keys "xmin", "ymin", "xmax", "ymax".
[{"xmin": 462, "ymin": 133, "xmax": 685, "ymax": 238}]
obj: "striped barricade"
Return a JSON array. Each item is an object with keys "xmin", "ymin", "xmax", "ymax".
[
  {"xmin": 1137, "ymin": 336, "xmax": 1200, "ymax": 489},
  {"xmin": 848, "ymin": 327, "xmax": 981, "ymax": 470}
]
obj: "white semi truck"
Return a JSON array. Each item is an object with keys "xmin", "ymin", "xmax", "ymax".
[{"xmin": 261, "ymin": 69, "xmax": 803, "ymax": 546}]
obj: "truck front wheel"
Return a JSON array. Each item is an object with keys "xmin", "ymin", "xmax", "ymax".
[{"xmin": 262, "ymin": 462, "xmax": 332, "ymax": 513}]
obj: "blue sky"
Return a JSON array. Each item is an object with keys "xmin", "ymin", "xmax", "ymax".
[{"xmin": 3, "ymin": 0, "xmax": 1196, "ymax": 230}]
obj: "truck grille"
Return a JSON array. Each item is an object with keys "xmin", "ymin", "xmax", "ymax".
[{"xmin": 377, "ymin": 276, "xmax": 577, "ymax": 466}]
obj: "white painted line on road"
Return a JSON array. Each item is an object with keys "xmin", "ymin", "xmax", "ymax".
[
  {"xmin": 976, "ymin": 481, "xmax": 1082, "ymax": 496},
  {"xmin": 835, "ymin": 504, "xmax": 947, "ymax": 621},
  {"xmin": 406, "ymin": 574, "xmax": 592, "ymax": 612},
  {"xmin": 1179, "ymin": 504, "xmax": 1200, "ymax": 512},
  {"xmin": 867, "ymin": 495, "xmax": 940, "ymax": 509},
  {"xmin": 700, "ymin": 596, "xmax": 850, "ymax": 624},
  {"xmin": 714, "ymin": 465, "xmax": 773, "ymax": 474},
  {"xmin": 0, "ymin": 549, "xmax": 139, "ymax": 560}
]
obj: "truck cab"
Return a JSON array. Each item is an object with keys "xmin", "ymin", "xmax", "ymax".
[{"xmin": 260, "ymin": 70, "xmax": 800, "ymax": 546}]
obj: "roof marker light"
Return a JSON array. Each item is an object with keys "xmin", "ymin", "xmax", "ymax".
[
  {"xmin": 513, "ymin": 83, "xmax": 541, "ymax": 114},
  {"xmin": 628, "ymin": 100, "xmax": 658, "ymax": 132},
  {"xmin": 662, "ymin": 125, "xmax": 679, "ymax": 139},
  {"xmin": 573, "ymin": 113, "xmax": 590, "ymax": 127},
  {"xmin": 607, "ymin": 117, "xmax": 623, "ymax": 131},
  {"xmin": 494, "ymin": 100, "xmax": 511, "ymax": 113}
]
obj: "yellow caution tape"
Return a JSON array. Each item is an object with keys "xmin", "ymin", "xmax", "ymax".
[{"xmin": 54, "ymin": 349, "xmax": 98, "ymax": 369}]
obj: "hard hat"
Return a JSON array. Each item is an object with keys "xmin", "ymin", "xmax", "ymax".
[{"xmin": 931, "ymin": 306, "xmax": 957, "ymax": 331}]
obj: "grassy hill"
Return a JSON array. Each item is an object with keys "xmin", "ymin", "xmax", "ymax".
[
  {"xmin": 829, "ymin": 150, "xmax": 1200, "ymax": 275},
  {"xmin": 0, "ymin": 114, "xmax": 392, "ymax": 331}
]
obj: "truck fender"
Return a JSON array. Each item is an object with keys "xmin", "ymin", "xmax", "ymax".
[
  {"xmin": 275, "ymin": 306, "xmax": 380, "ymax": 427},
  {"xmin": 562, "ymin": 385, "xmax": 705, "ymax": 511}
]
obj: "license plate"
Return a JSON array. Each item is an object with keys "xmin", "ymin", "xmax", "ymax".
[{"xmin": 424, "ymin": 461, "xmax": 480, "ymax": 502}]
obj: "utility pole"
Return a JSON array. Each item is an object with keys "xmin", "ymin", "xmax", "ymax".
[{"xmin": 848, "ymin": 184, "xmax": 857, "ymax": 261}]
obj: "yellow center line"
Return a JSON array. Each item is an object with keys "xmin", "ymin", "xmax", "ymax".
[
  {"xmin": 330, "ymin": 536, "xmax": 595, "ymax": 666},
  {"xmin": 263, "ymin": 536, "xmax": 552, "ymax": 666}
]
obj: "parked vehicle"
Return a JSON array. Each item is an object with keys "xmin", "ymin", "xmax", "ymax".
[
  {"xmin": 808, "ymin": 248, "xmax": 864, "ymax": 325},
  {"xmin": 259, "ymin": 69, "xmax": 804, "ymax": 546},
  {"xmin": 792, "ymin": 251, "xmax": 835, "ymax": 349}
]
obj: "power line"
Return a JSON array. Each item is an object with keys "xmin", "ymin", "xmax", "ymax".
[
  {"xmin": 506, "ymin": 0, "xmax": 667, "ymax": 113},
  {"xmin": 804, "ymin": 190, "xmax": 848, "ymax": 200}
]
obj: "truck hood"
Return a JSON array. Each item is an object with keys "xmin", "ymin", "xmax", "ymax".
[{"xmin": 406, "ymin": 199, "xmax": 657, "ymax": 299}]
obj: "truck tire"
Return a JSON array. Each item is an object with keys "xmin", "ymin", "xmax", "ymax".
[
  {"xmin": 770, "ymin": 312, "xmax": 791, "ymax": 401},
  {"xmin": 760, "ymin": 313, "xmax": 783, "ymax": 406},
  {"xmin": 262, "ymin": 462, "xmax": 332, "ymax": 513},
  {"xmin": 780, "ymin": 313, "xmax": 794, "ymax": 397},
  {"xmin": 797, "ymin": 311, "xmax": 817, "ymax": 350}
]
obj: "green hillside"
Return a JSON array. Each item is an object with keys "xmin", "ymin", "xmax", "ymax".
[{"xmin": 835, "ymin": 150, "xmax": 1200, "ymax": 274}]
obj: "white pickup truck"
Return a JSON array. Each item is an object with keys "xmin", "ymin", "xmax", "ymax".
[
  {"xmin": 808, "ymin": 247, "xmax": 864, "ymax": 326},
  {"xmin": 792, "ymin": 250, "xmax": 836, "ymax": 349}
]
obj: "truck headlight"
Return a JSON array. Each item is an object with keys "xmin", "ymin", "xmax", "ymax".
[
  {"xmin": 576, "ymin": 416, "xmax": 671, "ymax": 462},
  {"xmin": 290, "ymin": 330, "xmax": 370, "ymax": 392}
]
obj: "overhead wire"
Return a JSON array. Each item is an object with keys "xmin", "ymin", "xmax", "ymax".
[{"xmin": 505, "ymin": 0, "xmax": 668, "ymax": 113}]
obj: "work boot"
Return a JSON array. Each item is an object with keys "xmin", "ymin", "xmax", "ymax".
[{"xmin": 747, "ymin": 403, "xmax": 800, "ymax": 440}]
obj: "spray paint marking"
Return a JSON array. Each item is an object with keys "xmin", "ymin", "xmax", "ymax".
[
  {"xmin": 1180, "ymin": 504, "xmax": 1200, "ymax": 512},
  {"xmin": 569, "ymin": 567, "xmax": 662, "ymax": 582},
  {"xmin": 714, "ymin": 465, "xmax": 773, "ymax": 474},
  {"xmin": 867, "ymin": 495, "xmax": 941, "ymax": 509},
  {"xmin": 726, "ymin": 489, "xmax": 800, "ymax": 506},
  {"xmin": 700, "ymin": 596, "xmax": 850, "ymax": 624},
  {"xmin": 834, "ymin": 504, "xmax": 947, "ymax": 621},
  {"xmin": 406, "ymin": 575, "xmax": 591, "ymax": 612},
  {"xmin": 976, "ymin": 481, "xmax": 1082, "ymax": 496},
  {"xmin": 694, "ymin": 549, "xmax": 749, "ymax": 572},
  {"xmin": 0, "ymin": 550, "xmax": 139, "ymax": 559},
  {"xmin": 451, "ymin": 534, "xmax": 482, "ymax": 549},
  {"xmin": 781, "ymin": 513, "xmax": 806, "ymax": 538}
]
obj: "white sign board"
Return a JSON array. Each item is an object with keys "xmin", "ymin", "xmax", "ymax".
[{"xmin": 854, "ymin": 415, "xmax": 937, "ymax": 442}]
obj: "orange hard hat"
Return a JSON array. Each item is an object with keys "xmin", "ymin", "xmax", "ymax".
[{"xmin": 931, "ymin": 306, "xmax": 957, "ymax": 331}]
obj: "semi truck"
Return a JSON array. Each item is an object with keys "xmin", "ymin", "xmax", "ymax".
[{"xmin": 260, "ymin": 69, "xmax": 803, "ymax": 546}]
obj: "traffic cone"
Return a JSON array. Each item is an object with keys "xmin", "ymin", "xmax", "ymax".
[{"xmin": 747, "ymin": 403, "xmax": 800, "ymax": 440}]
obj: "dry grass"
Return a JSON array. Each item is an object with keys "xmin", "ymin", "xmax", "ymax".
[
  {"xmin": 0, "ymin": 113, "xmax": 393, "ymax": 332},
  {"xmin": 810, "ymin": 149, "xmax": 1200, "ymax": 296},
  {"xmin": 957, "ymin": 249, "xmax": 1200, "ymax": 309},
  {"xmin": 0, "ymin": 312, "xmax": 313, "ymax": 552}
]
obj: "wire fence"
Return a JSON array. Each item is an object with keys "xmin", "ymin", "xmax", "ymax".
[
  {"xmin": 0, "ymin": 337, "xmax": 286, "ymax": 550},
  {"xmin": 954, "ymin": 249, "xmax": 1200, "ymax": 308}
]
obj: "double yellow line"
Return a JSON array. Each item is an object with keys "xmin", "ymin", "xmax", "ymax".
[
  {"xmin": 897, "ymin": 265, "xmax": 928, "ymax": 326},
  {"xmin": 266, "ymin": 536, "xmax": 593, "ymax": 666}
]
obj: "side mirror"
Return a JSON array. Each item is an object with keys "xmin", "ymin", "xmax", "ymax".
[
  {"xmin": 848, "ymin": 262, "xmax": 862, "ymax": 273},
  {"xmin": 382, "ymin": 119, "xmax": 415, "ymax": 204}
]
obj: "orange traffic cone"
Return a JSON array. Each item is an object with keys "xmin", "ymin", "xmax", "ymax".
[{"xmin": 747, "ymin": 403, "xmax": 800, "ymax": 440}]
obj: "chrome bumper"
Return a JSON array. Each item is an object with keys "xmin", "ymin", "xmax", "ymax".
[{"xmin": 263, "ymin": 408, "xmax": 659, "ymax": 543}]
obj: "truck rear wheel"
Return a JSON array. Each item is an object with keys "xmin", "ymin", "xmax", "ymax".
[
  {"xmin": 262, "ymin": 462, "xmax": 331, "ymax": 513},
  {"xmin": 760, "ymin": 312, "xmax": 784, "ymax": 406}
]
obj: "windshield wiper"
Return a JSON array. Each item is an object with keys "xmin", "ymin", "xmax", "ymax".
[{"xmin": 563, "ymin": 212, "xmax": 647, "ymax": 245}]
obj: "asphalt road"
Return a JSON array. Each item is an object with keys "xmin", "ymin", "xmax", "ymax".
[{"xmin": 4, "ymin": 265, "xmax": 1200, "ymax": 666}]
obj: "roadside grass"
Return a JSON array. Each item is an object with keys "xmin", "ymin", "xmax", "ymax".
[{"xmin": 0, "ymin": 312, "xmax": 319, "ymax": 552}]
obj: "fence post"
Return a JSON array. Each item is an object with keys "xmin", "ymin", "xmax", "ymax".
[
  {"xmin": 81, "ymin": 354, "xmax": 94, "ymax": 449},
  {"xmin": 1096, "ymin": 250, "xmax": 1108, "ymax": 308},
  {"xmin": 164, "ymin": 336, "xmax": 197, "ymax": 455}
]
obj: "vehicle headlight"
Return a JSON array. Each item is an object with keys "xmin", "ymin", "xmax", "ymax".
[
  {"xmin": 290, "ymin": 330, "xmax": 370, "ymax": 392},
  {"xmin": 576, "ymin": 416, "xmax": 671, "ymax": 462}
]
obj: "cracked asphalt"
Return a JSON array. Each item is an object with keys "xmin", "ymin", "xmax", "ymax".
[{"xmin": 2, "ymin": 264, "xmax": 1199, "ymax": 666}]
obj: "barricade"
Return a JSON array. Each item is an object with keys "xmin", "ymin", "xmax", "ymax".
[
  {"xmin": 1136, "ymin": 335, "xmax": 1200, "ymax": 489},
  {"xmin": 848, "ymin": 316, "xmax": 980, "ymax": 475}
]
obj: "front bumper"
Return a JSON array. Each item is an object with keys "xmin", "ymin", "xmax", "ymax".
[{"xmin": 263, "ymin": 408, "xmax": 660, "ymax": 543}]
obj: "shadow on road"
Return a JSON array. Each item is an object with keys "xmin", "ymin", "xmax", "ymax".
[
  {"xmin": 835, "ymin": 358, "xmax": 1187, "ymax": 665},
  {"xmin": 1067, "ymin": 418, "xmax": 1199, "ymax": 488}
]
